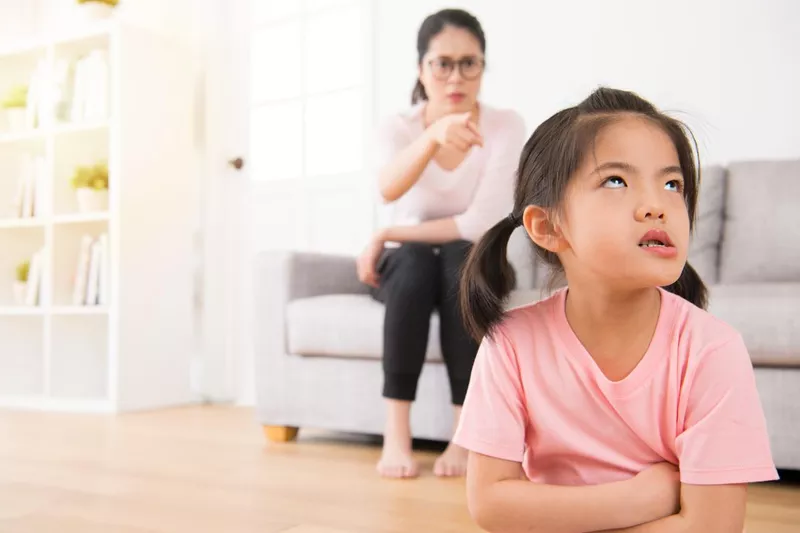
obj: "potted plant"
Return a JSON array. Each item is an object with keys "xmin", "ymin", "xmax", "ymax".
[
  {"xmin": 2, "ymin": 85, "xmax": 27, "ymax": 133},
  {"xmin": 71, "ymin": 161, "xmax": 109, "ymax": 213},
  {"xmin": 76, "ymin": 0, "xmax": 119, "ymax": 21},
  {"xmin": 13, "ymin": 260, "xmax": 29, "ymax": 305}
]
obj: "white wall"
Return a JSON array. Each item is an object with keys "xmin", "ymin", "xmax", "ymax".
[{"xmin": 374, "ymin": 0, "xmax": 799, "ymax": 166}]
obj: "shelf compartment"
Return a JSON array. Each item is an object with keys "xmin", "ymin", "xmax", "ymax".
[
  {"xmin": 52, "ymin": 31, "xmax": 110, "ymax": 128},
  {"xmin": 52, "ymin": 220, "xmax": 109, "ymax": 307},
  {"xmin": 0, "ymin": 49, "xmax": 47, "ymax": 136},
  {"xmin": 0, "ymin": 140, "xmax": 48, "ymax": 222},
  {"xmin": 48, "ymin": 314, "xmax": 108, "ymax": 399},
  {"xmin": 0, "ymin": 226, "xmax": 46, "ymax": 307},
  {"xmin": 0, "ymin": 316, "xmax": 44, "ymax": 396},
  {"xmin": 53, "ymin": 126, "xmax": 109, "ymax": 216}
]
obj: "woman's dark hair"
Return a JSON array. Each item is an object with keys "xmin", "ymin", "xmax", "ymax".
[
  {"xmin": 411, "ymin": 9, "xmax": 486, "ymax": 105},
  {"xmin": 460, "ymin": 87, "xmax": 708, "ymax": 340}
]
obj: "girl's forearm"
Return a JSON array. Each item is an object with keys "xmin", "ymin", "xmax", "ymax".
[{"xmin": 471, "ymin": 478, "xmax": 655, "ymax": 533}]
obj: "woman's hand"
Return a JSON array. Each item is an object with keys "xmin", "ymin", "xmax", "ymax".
[
  {"xmin": 357, "ymin": 234, "xmax": 385, "ymax": 289},
  {"xmin": 427, "ymin": 112, "xmax": 484, "ymax": 152}
]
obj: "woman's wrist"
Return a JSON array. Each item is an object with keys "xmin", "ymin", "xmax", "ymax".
[
  {"xmin": 374, "ymin": 228, "xmax": 389, "ymax": 244},
  {"xmin": 422, "ymin": 124, "xmax": 441, "ymax": 148}
]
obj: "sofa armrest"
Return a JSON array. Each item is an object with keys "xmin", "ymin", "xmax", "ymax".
[
  {"xmin": 253, "ymin": 249, "xmax": 367, "ymax": 357},
  {"xmin": 256, "ymin": 248, "xmax": 369, "ymax": 303},
  {"xmin": 253, "ymin": 251, "xmax": 369, "ymax": 415}
]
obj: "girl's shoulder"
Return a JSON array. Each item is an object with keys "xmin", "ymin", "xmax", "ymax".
[
  {"xmin": 493, "ymin": 289, "xmax": 564, "ymax": 341},
  {"xmin": 660, "ymin": 288, "xmax": 746, "ymax": 359}
]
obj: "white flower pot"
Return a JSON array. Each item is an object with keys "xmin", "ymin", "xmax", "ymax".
[
  {"xmin": 5, "ymin": 108, "xmax": 26, "ymax": 133},
  {"xmin": 76, "ymin": 188, "xmax": 109, "ymax": 213},
  {"xmin": 12, "ymin": 281, "xmax": 27, "ymax": 305},
  {"xmin": 78, "ymin": 2, "xmax": 116, "ymax": 22}
]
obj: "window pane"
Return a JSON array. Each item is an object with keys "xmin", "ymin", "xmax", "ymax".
[
  {"xmin": 308, "ymin": 188, "xmax": 372, "ymax": 255},
  {"xmin": 252, "ymin": 0, "xmax": 301, "ymax": 25},
  {"xmin": 250, "ymin": 102, "xmax": 303, "ymax": 182},
  {"xmin": 304, "ymin": 89, "xmax": 363, "ymax": 177},
  {"xmin": 251, "ymin": 22, "xmax": 302, "ymax": 102},
  {"xmin": 304, "ymin": 6, "xmax": 363, "ymax": 94},
  {"xmin": 250, "ymin": 190, "xmax": 305, "ymax": 252},
  {"xmin": 305, "ymin": 0, "xmax": 358, "ymax": 13}
]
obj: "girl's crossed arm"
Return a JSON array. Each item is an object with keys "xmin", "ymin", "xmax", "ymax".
[
  {"xmin": 601, "ymin": 483, "xmax": 747, "ymax": 533},
  {"xmin": 467, "ymin": 453, "xmax": 680, "ymax": 533}
]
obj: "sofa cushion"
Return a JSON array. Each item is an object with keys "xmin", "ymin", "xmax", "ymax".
[
  {"xmin": 287, "ymin": 294, "xmax": 444, "ymax": 362},
  {"xmin": 286, "ymin": 290, "xmax": 545, "ymax": 361},
  {"xmin": 688, "ymin": 165, "xmax": 726, "ymax": 283},
  {"xmin": 287, "ymin": 286, "xmax": 800, "ymax": 368},
  {"xmin": 708, "ymin": 283, "xmax": 800, "ymax": 366},
  {"xmin": 719, "ymin": 159, "xmax": 800, "ymax": 283}
]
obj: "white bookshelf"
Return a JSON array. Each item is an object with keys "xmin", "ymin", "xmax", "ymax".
[{"xmin": 0, "ymin": 21, "xmax": 196, "ymax": 413}]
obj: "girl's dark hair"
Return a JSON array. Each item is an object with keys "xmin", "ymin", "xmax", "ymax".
[
  {"xmin": 460, "ymin": 87, "xmax": 708, "ymax": 340},
  {"xmin": 412, "ymin": 9, "xmax": 486, "ymax": 105}
]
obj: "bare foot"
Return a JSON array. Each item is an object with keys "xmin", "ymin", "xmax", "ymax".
[
  {"xmin": 377, "ymin": 440, "xmax": 419, "ymax": 479},
  {"xmin": 434, "ymin": 442, "xmax": 468, "ymax": 477},
  {"xmin": 377, "ymin": 399, "xmax": 419, "ymax": 479}
]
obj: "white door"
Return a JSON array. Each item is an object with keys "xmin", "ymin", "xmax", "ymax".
[{"xmin": 201, "ymin": 0, "xmax": 376, "ymax": 404}]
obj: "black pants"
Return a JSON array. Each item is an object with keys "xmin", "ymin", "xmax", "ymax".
[{"xmin": 369, "ymin": 240, "xmax": 478, "ymax": 405}]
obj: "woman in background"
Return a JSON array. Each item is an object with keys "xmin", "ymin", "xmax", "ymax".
[{"xmin": 357, "ymin": 8, "xmax": 526, "ymax": 479}]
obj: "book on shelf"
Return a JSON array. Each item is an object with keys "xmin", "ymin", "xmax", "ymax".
[
  {"xmin": 10, "ymin": 153, "xmax": 46, "ymax": 219},
  {"xmin": 69, "ymin": 49, "xmax": 109, "ymax": 124},
  {"xmin": 25, "ymin": 247, "xmax": 44, "ymax": 306},
  {"xmin": 72, "ymin": 232, "xmax": 109, "ymax": 306},
  {"xmin": 18, "ymin": 48, "xmax": 109, "ymax": 131}
]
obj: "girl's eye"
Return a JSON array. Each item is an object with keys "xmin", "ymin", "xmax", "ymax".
[
  {"xmin": 665, "ymin": 180, "xmax": 682, "ymax": 192},
  {"xmin": 603, "ymin": 176, "xmax": 626, "ymax": 189}
]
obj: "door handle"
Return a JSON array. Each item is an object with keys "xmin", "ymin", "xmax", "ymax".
[{"xmin": 228, "ymin": 157, "xmax": 244, "ymax": 170}]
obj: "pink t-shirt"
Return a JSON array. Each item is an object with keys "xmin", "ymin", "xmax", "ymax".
[{"xmin": 453, "ymin": 287, "xmax": 779, "ymax": 486}]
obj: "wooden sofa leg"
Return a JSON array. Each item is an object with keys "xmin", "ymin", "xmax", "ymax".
[{"xmin": 264, "ymin": 425, "xmax": 299, "ymax": 443}]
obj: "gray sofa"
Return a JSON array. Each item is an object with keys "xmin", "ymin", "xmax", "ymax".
[{"xmin": 253, "ymin": 158, "xmax": 800, "ymax": 471}]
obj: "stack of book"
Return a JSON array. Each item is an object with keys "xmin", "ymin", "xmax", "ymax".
[
  {"xmin": 22, "ymin": 48, "xmax": 109, "ymax": 130},
  {"xmin": 21, "ymin": 247, "xmax": 44, "ymax": 306},
  {"xmin": 10, "ymin": 154, "xmax": 46, "ymax": 219},
  {"xmin": 72, "ymin": 232, "xmax": 109, "ymax": 306}
]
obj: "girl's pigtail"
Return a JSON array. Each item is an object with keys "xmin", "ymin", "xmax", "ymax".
[
  {"xmin": 664, "ymin": 261, "xmax": 708, "ymax": 310},
  {"xmin": 460, "ymin": 213, "xmax": 520, "ymax": 341}
]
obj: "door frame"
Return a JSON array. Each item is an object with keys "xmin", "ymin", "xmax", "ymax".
[{"xmin": 199, "ymin": 0, "xmax": 379, "ymax": 405}]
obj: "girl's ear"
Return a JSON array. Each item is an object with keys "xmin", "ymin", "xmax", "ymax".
[{"xmin": 522, "ymin": 205, "xmax": 569, "ymax": 253}]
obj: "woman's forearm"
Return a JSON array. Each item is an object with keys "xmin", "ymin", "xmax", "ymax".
[
  {"xmin": 379, "ymin": 217, "xmax": 462, "ymax": 245},
  {"xmin": 471, "ymin": 478, "xmax": 656, "ymax": 533},
  {"xmin": 378, "ymin": 130, "xmax": 438, "ymax": 202}
]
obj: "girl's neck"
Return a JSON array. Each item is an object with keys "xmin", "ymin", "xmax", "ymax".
[
  {"xmin": 564, "ymin": 283, "xmax": 662, "ymax": 364},
  {"xmin": 566, "ymin": 285, "xmax": 660, "ymax": 326}
]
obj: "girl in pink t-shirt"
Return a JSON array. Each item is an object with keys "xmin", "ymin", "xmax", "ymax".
[{"xmin": 453, "ymin": 87, "xmax": 778, "ymax": 533}]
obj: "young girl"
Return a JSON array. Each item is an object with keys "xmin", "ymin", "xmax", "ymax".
[{"xmin": 453, "ymin": 87, "xmax": 779, "ymax": 532}]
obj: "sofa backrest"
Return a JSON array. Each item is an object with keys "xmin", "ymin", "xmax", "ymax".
[
  {"xmin": 688, "ymin": 164, "xmax": 727, "ymax": 283},
  {"xmin": 507, "ymin": 226, "xmax": 537, "ymax": 290},
  {"xmin": 718, "ymin": 159, "xmax": 800, "ymax": 283},
  {"xmin": 506, "ymin": 158, "xmax": 800, "ymax": 289}
]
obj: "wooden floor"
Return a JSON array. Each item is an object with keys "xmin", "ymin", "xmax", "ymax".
[{"xmin": 0, "ymin": 407, "xmax": 798, "ymax": 533}]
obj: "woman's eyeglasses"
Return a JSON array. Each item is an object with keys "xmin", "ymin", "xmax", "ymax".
[{"xmin": 427, "ymin": 56, "xmax": 485, "ymax": 81}]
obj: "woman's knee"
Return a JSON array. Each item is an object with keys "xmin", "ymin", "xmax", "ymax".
[{"xmin": 389, "ymin": 243, "xmax": 438, "ymax": 293}]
